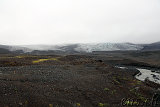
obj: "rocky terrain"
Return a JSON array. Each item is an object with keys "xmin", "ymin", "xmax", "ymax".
[{"xmin": 0, "ymin": 51, "xmax": 160, "ymax": 107}]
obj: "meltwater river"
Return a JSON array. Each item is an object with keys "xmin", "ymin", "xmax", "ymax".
[{"xmin": 116, "ymin": 66, "xmax": 160, "ymax": 84}]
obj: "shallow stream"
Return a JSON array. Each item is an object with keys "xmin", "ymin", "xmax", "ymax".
[{"xmin": 116, "ymin": 66, "xmax": 160, "ymax": 84}]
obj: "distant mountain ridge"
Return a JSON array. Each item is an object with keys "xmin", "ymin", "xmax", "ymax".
[
  {"xmin": 0, "ymin": 45, "xmax": 32, "ymax": 53},
  {"xmin": 141, "ymin": 42, "xmax": 160, "ymax": 51},
  {"xmin": 0, "ymin": 42, "xmax": 160, "ymax": 54}
]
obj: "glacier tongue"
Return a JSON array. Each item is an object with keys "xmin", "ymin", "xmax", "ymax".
[{"xmin": 74, "ymin": 43, "xmax": 143, "ymax": 52}]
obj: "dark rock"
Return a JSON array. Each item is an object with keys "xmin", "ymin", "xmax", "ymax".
[
  {"xmin": 151, "ymin": 70, "xmax": 155, "ymax": 72},
  {"xmin": 124, "ymin": 68, "xmax": 140, "ymax": 77},
  {"xmin": 96, "ymin": 60, "xmax": 103, "ymax": 62}
]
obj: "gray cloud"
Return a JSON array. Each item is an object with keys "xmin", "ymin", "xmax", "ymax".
[{"xmin": 0, "ymin": 0, "xmax": 160, "ymax": 45}]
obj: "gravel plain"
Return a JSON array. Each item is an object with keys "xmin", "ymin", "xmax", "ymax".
[{"xmin": 0, "ymin": 53, "xmax": 159, "ymax": 107}]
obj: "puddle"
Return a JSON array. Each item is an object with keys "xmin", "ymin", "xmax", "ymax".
[{"xmin": 115, "ymin": 66, "xmax": 127, "ymax": 69}]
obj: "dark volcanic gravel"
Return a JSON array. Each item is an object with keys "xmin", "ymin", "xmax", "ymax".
[{"xmin": 0, "ymin": 54, "xmax": 158, "ymax": 107}]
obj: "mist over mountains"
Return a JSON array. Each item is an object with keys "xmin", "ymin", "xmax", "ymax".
[{"xmin": 0, "ymin": 42, "xmax": 160, "ymax": 54}]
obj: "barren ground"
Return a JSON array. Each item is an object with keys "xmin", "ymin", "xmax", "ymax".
[{"xmin": 0, "ymin": 51, "xmax": 160, "ymax": 107}]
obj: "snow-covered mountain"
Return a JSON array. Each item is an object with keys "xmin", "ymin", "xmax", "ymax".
[
  {"xmin": 0, "ymin": 45, "xmax": 32, "ymax": 52},
  {"xmin": 0, "ymin": 42, "xmax": 159, "ymax": 53},
  {"xmin": 21, "ymin": 45, "xmax": 61, "ymax": 51},
  {"xmin": 21, "ymin": 43, "xmax": 144, "ymax": 53}
]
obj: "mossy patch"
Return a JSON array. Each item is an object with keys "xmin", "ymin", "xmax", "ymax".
[
  {"xmin": 104, "ymin": 88, "xmax": 110, "ymax": 91},
  {"xmin": 76, "ymin": 103, "xmax": 81, "ymax": 106},
  {"xmin": 129, "ymin": 87, "xmax": 147, "ymax": 102},
  {"xmin": 32, "ymin": 57, "xmax": 59, "ymax": 63},
  {"xmin": 98, "ymin": 103, "xmax": 109, "ymax": 107}
]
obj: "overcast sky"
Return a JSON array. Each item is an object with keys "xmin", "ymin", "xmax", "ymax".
[{"xmin": 0, "ymin": 0, "xmax": 160, "ymax": 45}]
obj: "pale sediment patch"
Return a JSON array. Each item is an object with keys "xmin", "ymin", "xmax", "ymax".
[{"xmin": 115, "ymin": 66, "xmax": 127, "ymax": 69}]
